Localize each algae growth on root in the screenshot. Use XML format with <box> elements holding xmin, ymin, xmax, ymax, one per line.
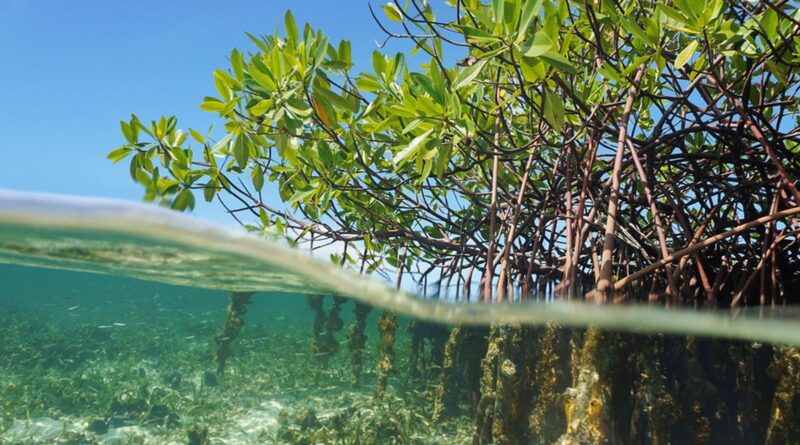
<box><xmin>434</xmin><ymin>325</ymin><xmax>487</xmax><ymax>421</ymax></box>
<box><xmin>307</xmin><ymin>295</ymin><xmax>345</xmax><ymax>367</ymax></box>
<box><xmin>474</xmin><ymin>324</ymin><xmax>531</xmax><ymax>445</ymax></box>
<box><xmin>375</xmin><ymin>310</ymin><xmax>398</xmax><ymax>400</ymax></box>
<box><xmin>214</xmin><ymin>291</ymin><xmax>254</xmax><ymax>374</ymax></box>
<box><xmin>346</xmin><ymin>302</ymin><xmax>371</xmax><ymax>385</ymax></box>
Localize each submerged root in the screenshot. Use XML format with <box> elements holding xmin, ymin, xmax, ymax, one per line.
<box><xmin>474</xmin><ymin>324</ymin><xmax>501</xmax><ymax>445</ymax></box>
<box><xmin>407</xmin><ymin>320</ymin><xmax>425</xmax><ymax>379</ymax></box>
<box><xmin>214</xmin><ymin>291</ymin><xmax>253</xmax><ymax>374</ymax></box>
<box><xmin>408</xmin><ymin>320</ymin><xmax>449</xmax><ymax>380</ymax></box>
<box><xmin>528</xmin><ymin>324</ymin><xmax>568</xmax><ymax>444</ymax></box>
<box><xmin>729</xmin><ymin>341</ymin><xmax>775</xmax><ymax>442</ymax></box>
<box><xmin>627</xmin><ymin>336</ymin><xmax>677</xmax><ymax>443</ymax></box>
<box><xmin>474</xmin><ymin>324</ymin><xmax>529</xmax><ymax>445</ymax></box>
<box><xmin>375</xmin><ymin>310</ymin><xmax>398</xmax><ymax>400</ymax></box>
<box><xmin>765</xmin><ymin>345</ymin><xmax>800</xmax><ymax>444</ymax></box>
<box><xmin>307</xmin><ymin>295</ymin><xmax>325</xmax><ymax>356</ymax></box>
<box><xmin>307</xmin><ymin>295</ymin><xmax>344</xmax><ymax>366</ymax></box>
<box><xmin>435</xmin><ymin>325</ymin><xmax>465</xmax><ymax>420</ymax></box>
<box><xmin>435</xmin><ymin>325</ymin><xmax>487</xmax><ymax>420</ymax></box>
<box><xmin>346</xmin><ymin>302</ymin><xmax>370</xmax><ymax>385</ymax></box>
<box><xmin>556</xmin><ymin>326</ymin><xmax>607</xmax><ymax>445</ymax></box>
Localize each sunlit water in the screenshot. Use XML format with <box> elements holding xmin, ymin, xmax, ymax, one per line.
<box><xmin>1</xmin><ymin>190</ymin><xmax>799</xmax><ymax>444</ymax></box>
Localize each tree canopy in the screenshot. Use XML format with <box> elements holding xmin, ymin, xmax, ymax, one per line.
<box><xmin>110</xmin><ymin>0</ymin><xmax>800</xmax><ymax>307</ymax></box>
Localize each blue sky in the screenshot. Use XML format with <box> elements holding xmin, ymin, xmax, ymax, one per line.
<box><xmin>0</xmin><ymin>0</ymin><xmax>428</xmax><ymax>225</ymax></box>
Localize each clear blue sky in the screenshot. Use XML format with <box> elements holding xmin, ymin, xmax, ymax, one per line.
<box><xmin>0</xmin><ymin>0</ymin><xmax>431</xmax><ymax>224</ymax></box>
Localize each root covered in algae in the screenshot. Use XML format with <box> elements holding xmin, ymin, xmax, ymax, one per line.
<box><xmin>626</xmin><ymin>335</ymin><xmax>676</xmax><ymax>444</ymax></box>
<box><xmin>435</xmin><ymin>325</ymin><xmax>466</xmax><ymax>420</ymax></box>
<box><xmin>556</xmin><ymin>326</ymin><xmax>607</xmax><ymax>445</ymax></box>
<box><xmin>765</xmin><ymin>345</ymin><xmax>800</xmax><ymax>444</ymax></box>
<box><xmin>474</xmin><ymin>324</ymin><xmax>530</xmax><ymax>445</ymax></box>
<box><xmin>407</xmin><ymin>320</ymin><xmax>425</xmax><ymax>379</ymax></box>
<box><xmin>407</xmin><ymin>320</ymin><xmax>449</xmax><ymax>380</ymax></box>
<box><xmin>528</xmin><ymin>323</ymin><xmax>569</xmax><ymax>444</ymax></box>
<box><xmin>346</xmin><ymin>302</ymin><xmax>371</xmax><ymax>385</ymax></box>
<box><xmin>435</xmin><ymin>325</ymin><xmax>487</xmax><ymax>421</ymax></box>
<box><xmin>214</xmin><ymin>291</ymin><xmax>253</xmax><ymax>374</ymax></box>
<box><xmin>375</xmin><ymin>310</ymin><xmax>398</xmax><ymax>400</ymax></box>
<box><xmin>307</xmin><ymin>295</ymin><xmax>345</xmax><ymax>366</ymax></box>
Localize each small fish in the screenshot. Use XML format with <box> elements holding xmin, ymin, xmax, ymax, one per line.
<box><xmin>185</xmin><ymin>335</ymin><xmax>196</xmax><ymax>340</ymax></box>
<box><xmin>113</xmin><ymin>322</ymin><xmax>127</xmax><ymax>327</ymax></box>
<box><xmin>98</xmin><ymin>325</ymin><xmax>112</xmax><ymax>329</ymax></box>
<box><xmin>68</xmin><ymin>305</ymin><xmax>80</xmax><ymax>311</ymax></box>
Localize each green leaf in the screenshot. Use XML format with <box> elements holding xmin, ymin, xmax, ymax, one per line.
<box><xmin>248</xmin><ymin>65</ymin><xmax>277</xmax><ymax>92</ymax></box>
<box><xmin>394</xmin><ymin>128</ymin><xmax>434</xmax><ymax>166</ymax></box>
<box><xmin>523</xmin><ymin>31</ymin><xmax>553</xmax><ymax>58</ymax></box>
<box><xmin>356</xmin><ymin>74</ymin><xmax>383</xmax><ymax>92</ymax></box>
<box><xmin>372</xmin><ymin>51</ymin><xmax>387</xmax><ymax>76</ymax></box>
<box><xmin>543</xmin><ymin>89</ymin><xmax>565</xmax><ymax>129</ymax></box>
<box><xmin>418</xmin><ymin>159</ymin><xmax>433</xmax><ymax>183</ymax></box>
<box><xmin>189</xmin><ymin>129</ymin><xmax>206</xmax><ymax>144</ymax></box>
<box><xmin>120</xmin><ymin>121</ymin><xmax>137</xmax><ymax>144</ymax></box>
<box><xmin>672</xmin><ymin>0</ymin><xmax>698</xmax><ymax>22</ymax></box>
<box><xmin>705</xmin><ymin>0</ymin><xmax>724</xmax><ymax>23</ymax></box>
<box><xmin>200</xmin><ymin>97</ymin><xmax>225</xmax><ymax>112</ymax></box>
<box><xmin>286</xmin><ymin>97</ymin><xmax>314</xmax><ymax>117</ymax></box>
<box><xmin>233</xmin><ymin>134</ymin><xmax>249</xmax><ymax>168</ymax></box>
<box><xmin>539</xmin><ymin>51</ymin><xmax>577</xmax><ymax>74</ymax></box>
<box><xmin>284</xmin><ymin>10</ymin><xmax>299</xmax><ymax>44</ymax></box>
<box><xmin>410</xmin><ymin>72</ymin><xmax>444</xmax><ymax>104</ymax></box>
<box><xmin>674</xmin><ymin>40</ymin><xmax>699</xmax><ymax>69</ymax></box>
<box><xmin>338</xmin><ymin>40</ymin><xmax>352</xmax><ymax>68</ymax></box>
<box><xmin>317</xmin><ymin>141</ymin><xmax>333</xmax><ymax>165</ymax></box>
<box><xmin>287</xmin><ymin>184</ymin><xmax>317</xmax><ymax>204</ymax></box>
<box><xmin>250</xmin><ymin>98</ymin><xmax>273</xmax><ymax>116</ymax></box>
<box><xmin>453</xmin><ymin>25</ymin><xmax>500</xmax><ymax>43</ymax></box>
<box><xmin>621</xmin><ymin>18</ymin><xmax>656</xmax><ymax>47</ymax></box>
<box><xmin>171</xmin><ymin>189</ymin><xmax>195</xmax><ymax>211</ymax></box>
<box><xmin>491</xmin><ymin>0</ymin><xmax>504</xmax><ymax>25</ymax></box>
<box><xmin>107</xmin><ymin>147</ymin><xmax>131</xmax><ymax>163</ymax></box>
<box><xmin>230</xmin><ymin>49</ymin><xmax>244</xmax><ymax>80</ymax></box>
<box><xmin>252</xmin><ymin>165</ymin><xmax>264</xmax><ymax>191</ymax></box>
<box><xmin>452</xmin><ymin>59</ymin><xmax>487</xmax><ymax>90</ymax></box>
<box><xmin>203</xmin><ymin>181</ymin><xmax>217</xmax><ymax>202</ymax></box>
<box><xmin>518</xmin><ymin>0</ymin><xmax>544</xmax><ymax>34</ymax></box>
<box><xmin>658</xmin><ymin>4</ymin><xmax>689</xmax><ymax>25</ymax></box>
<box><xmin>760</xmin><ymin>9</ymin><xmax>778</xmax><ymax>41</ymax></box>
<box><xmin>383</xmin><ymin>2</ymin><xmax>403</xmax><ymax>22</ymax></box>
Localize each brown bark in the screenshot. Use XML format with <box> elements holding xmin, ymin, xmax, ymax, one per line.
<box><xmin>596</xmin><ymin>66</ymin><xmax>646</xmax><ymax>302</ymax></box>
